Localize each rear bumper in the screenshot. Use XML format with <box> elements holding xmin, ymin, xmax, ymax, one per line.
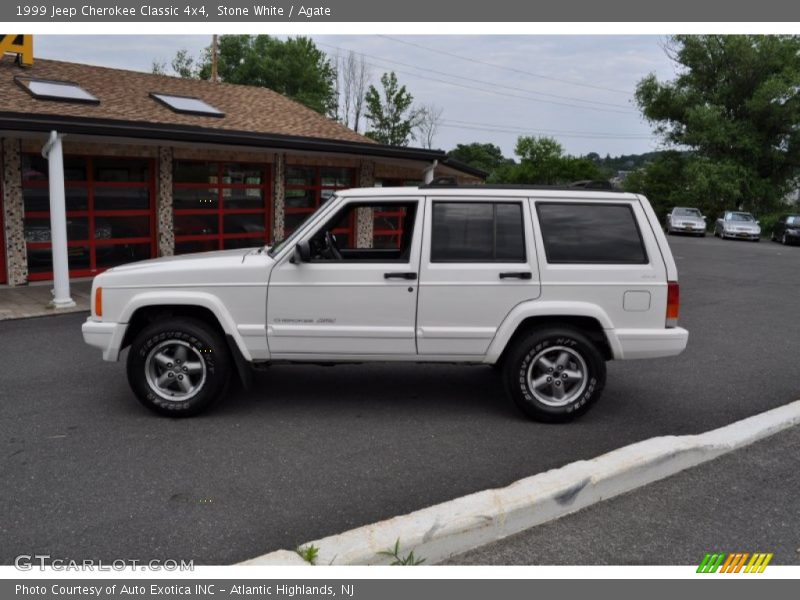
<box><xmin>609</xmin><ymin>327</ymin><xmax>689</xmax><ymax>360</ymax></box>
<box><xmin>82</xmin><ymin>319</ymin><xmax>127</xmax><ymax>361</ymax></box>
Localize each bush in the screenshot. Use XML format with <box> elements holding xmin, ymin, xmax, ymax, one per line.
<box><xmin>755</xmin><ymin>211</ymin><xmax>785</xmax><ymax>238</ymax></box>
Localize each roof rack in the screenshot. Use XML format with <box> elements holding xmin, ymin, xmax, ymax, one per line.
<box><xmin>420</xmin><ymin>178</ymin><xmax>622</xmax><ymax>192</ymax></box>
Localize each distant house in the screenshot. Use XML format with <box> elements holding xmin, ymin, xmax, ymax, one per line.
<box><xmin>0</xmin><ymin>58</ymin><xmax>484</xmax><ymax>285</ymax></box>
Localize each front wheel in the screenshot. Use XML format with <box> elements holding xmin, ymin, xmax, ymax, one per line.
<box><xmin>503</xmin><ymin>327</ymin><xmax>606</xmax><ymax>423</ymax></box>
<box><xmin>127</xmin><ymin>318</ymin><xmax>231</xmax><ymax>417</ymax></box>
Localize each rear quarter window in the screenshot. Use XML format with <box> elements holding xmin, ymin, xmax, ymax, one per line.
<box><xmin>536</xmin><ymin>202</ymin><xmax>648</xmax><ymax>264</ymax></box>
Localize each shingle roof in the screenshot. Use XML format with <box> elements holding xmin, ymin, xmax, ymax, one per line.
<box><xmin>0</xmin><ymin>58</ymin><xmax>372</xmax><ymax>144</ymax></box>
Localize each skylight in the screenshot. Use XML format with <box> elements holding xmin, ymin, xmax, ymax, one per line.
<box><xmin>150</xmin><ymin>93</ymin><xmax>224</xmax><ymax>117</ymax></box>
<box><xmin>15</xmin><ymin>77</ymin><xmax>99</xmax><ymax>104</ymax></box>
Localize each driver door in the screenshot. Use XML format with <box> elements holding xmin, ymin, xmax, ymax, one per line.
<box><xmin>266</xmin><ymin>198</ymin><xmax>423</xmax><ymax>357</ymax></box>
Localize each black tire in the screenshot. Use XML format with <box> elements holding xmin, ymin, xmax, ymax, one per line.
<box><xmin>503</xmin><ymin>327</ymin><xmax>606</xmax><ymax>423</ymax></box>
<box><xmin>126</xmin><ymin>317</ymin><xmax>231</xmax><ymax>417</ymax></box>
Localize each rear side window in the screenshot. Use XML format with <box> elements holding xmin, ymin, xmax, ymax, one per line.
<box><xmin>431</xmin><ymin>202</ymin><xmax>525</xmax><ymax>262</ymax></box>
<box><xmin>536</xmin><ymin>202</ymin><xmax>648</xmax><ymax>264</ymax></box>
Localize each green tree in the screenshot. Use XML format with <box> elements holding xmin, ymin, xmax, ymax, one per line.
<box><xmin>447</xmin><ymin>143</ymin><xmax>514</xmax><ymax>179</ymax></box>
<box><xmin>635</xmin><ymin>35</ymin><xmax>800</xmax><ymax>213</ymax></box>
<box><xmin>160</xmin><ymin>36</ymin><xmax>337</xmax><ymax>115</ymax></box>
<box><xmin>493</xmin><ymin>136</ymin><xmax>603</xmax><ymax>184</ymax></box>
<box><xmin>364</xmin><ymin>72</ymin><xmax>419</xmax><ymax>146</ymax></box>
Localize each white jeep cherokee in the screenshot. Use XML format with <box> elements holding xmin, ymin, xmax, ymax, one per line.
<box><xmin>82</xmin><ymin>185</ymin><xmax>688</xmax><ymax>422</ymax></box>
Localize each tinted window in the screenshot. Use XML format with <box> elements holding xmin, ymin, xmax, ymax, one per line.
<box><xmin>536</xmin><ymin>203</ymin><xmax>647</xmax><ymax>264</ymax></box>
<box><xmin>431</xmin><ymin>202</ymin><xmax>525</xmax><ymax>262</ymax></box>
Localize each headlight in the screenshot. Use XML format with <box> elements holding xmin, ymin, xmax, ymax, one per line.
<box><xmin>787</xmin><ymin>228</ymin><xmax>800</xmax><ymax>235</ymax></box>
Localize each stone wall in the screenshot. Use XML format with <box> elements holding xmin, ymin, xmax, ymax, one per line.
<box><xmin>272</xmin><ymin>153</ymin><xmax>286</xmax><ymax>242</ymax></box>
<box><xmin>1</xmin><ymin>138</ymin><xmax>27</xmax><ymax>286</ymax></box>
<box><xmin>157</xmin><ymin>147</ymin><xmax>174</xmax><ymax>257</ymax></box>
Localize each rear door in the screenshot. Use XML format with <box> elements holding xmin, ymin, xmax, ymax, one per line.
<box><xmin>416</xmin><ymin>196</ymin><xmax>541</xmax><ymax>356</ymax></box>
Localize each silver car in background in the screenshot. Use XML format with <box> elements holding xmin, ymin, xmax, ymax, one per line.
<box><xmin>666</xmin><ymin>207</ymin><xmax>707</xmax><ymax>236</ymax></box>
<box><xmin>714</xmin><ymin>211</ymin><xmax>761</xmax><ymax>241</ymax></box>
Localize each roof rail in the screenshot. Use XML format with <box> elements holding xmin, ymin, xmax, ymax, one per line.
<box><xmin>419</xmin><ymin>179</ymin><xmax>623</xmax><ymax>192</ymax></box>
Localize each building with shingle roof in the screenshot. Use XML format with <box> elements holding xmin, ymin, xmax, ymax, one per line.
<box><xmin>0</xmin><ymin>55</ymin><xmax>484</xmax><ymax>285</ymax></box>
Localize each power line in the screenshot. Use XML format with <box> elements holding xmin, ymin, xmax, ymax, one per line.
<box><xmin>378</xmin><ymin>35</ymin><xmax>634</xmax><ymax>96</ymax></box>
<box><xmin>440</xmin><ymin>121</ymin><xmax>653</xmax><ymax>140</ymax></box>
<box><xmin>318</xmin><ymin>41</ymin><xmax>634</xmax><ymax>112</ymax></box>
<box><xmin>443</xmin><ymin>118</ymin><xmax>653</xmax><ymax>139</ymax></box>
<box><xmin>319</xmin><ymin>42</ymin><xmax>634</xmax><ymax>115</ymax></box>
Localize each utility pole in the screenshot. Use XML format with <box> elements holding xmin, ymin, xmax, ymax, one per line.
<box><xmin>211</xmin><ymin>34</ymin><xmax>218</xmax><ymax>83</ymax></box>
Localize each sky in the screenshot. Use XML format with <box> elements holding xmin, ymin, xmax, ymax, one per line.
<box><xmin>33</xmin><ymin>35</ymin><xmax>680</xmax><ymax>158</ymax></box>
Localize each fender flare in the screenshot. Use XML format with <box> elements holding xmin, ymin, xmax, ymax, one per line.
<box><xmin>118</xmin><ymin>291</ymin><xmax>255</xmax><ymax>362</ymax></box>
<box><xmin>483</xmin><ymin>300</ymin><xmax>621</xmax><ymax>363</ymax></box>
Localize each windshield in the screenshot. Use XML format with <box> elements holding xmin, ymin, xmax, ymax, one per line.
<box><xmin>674</xmin><ymin>208</ymin><xmax>701</xmax><ymax>217</ymax></box>
<box><xmin>786</xmin><ymin>215</ymin><xmax>800</xmax><ymax>226</ymax></box>
<box><xmin>726</xmin><ymin>212</ymin><xmax>755</xmax><ymax>222</ymax></box>
<box><xmin>267</xmin><ymin>193</ymin><xmax>338</xmax><ymax>257</ymax></box>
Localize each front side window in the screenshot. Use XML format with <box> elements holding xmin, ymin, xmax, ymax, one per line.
<box><xmin>431</xmin><ymin>202</ymin><xmax>525</xmax><ymax>263</ymax></box>
<box><xmin>536</xmin><ymin>202</ymin><xmax>648</xmax><ymax>264</ymax></box>
<box><xmin>307</xmin><ymin>202</ymin><xmax>418</xmax><ymax>262</ymax></box>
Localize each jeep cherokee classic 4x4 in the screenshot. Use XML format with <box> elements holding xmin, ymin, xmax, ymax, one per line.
<box><xmin>82</xmin><ymin>185</ymin><xmax>689</xmax><ymax>422</ymax></box>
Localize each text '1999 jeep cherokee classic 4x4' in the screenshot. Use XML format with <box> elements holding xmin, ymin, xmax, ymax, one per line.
<box><xmin>82</xmin><ymin>185</ymin><xmax>688</xmax><ymax>422</ymax></box>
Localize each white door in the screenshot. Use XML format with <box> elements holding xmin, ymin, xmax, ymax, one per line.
<box><xmin>267</xmin><ymin>198</ymin><xmax>423</xmax><ymax>357</ymax></box>
<box><xmin>416</xmin><ymin>197</ymin><xmax>541</xmax><ymax>356</ymax></box>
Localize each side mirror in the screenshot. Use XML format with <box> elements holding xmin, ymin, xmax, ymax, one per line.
<box><xmin>291</xmin><ymin>240</ymin><xmax>311</xmax><ymax>264</ymax></box>
<box><xmin>756</xmin><ymin>220</ymin><xmax>761</xmax><ymax>225</ymax></box>
<box><xmin>701</xmin><ymin>215</ymin><xmax>707</xmax><ymax>220</ymax></box>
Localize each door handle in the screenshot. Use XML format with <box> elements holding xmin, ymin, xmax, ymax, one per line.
<box><xmin>384</xmin><ymin>272</ymin><xmax>418</xmax><ymax>280</ymax></box>
<box><xmin>499</xmin><ymin>271</ymin><xmax>532</xmax><ymax>280</ymax></box>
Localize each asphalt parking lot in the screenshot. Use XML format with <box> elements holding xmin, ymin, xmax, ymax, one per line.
<box><xmin>1</xmin><ymin>235</ymin><xmax>798</xmax><ymax>564</ymax></box>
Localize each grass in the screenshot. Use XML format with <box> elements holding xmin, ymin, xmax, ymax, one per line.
<box><xmin>377</xmin><ymin>539</ymin><xmax>426</xmax><ymax>566</ymax></box>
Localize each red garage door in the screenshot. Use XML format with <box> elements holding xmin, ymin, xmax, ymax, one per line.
<box><xmin>21</xmin><ymin>154</ymin><xmax>156</xmax><ymax>281</ymax></box>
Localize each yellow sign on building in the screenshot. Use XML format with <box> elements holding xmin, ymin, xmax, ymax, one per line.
<box><xmin>0</xmin><ymin>35</ymin><xmax>33</xmax><ymax>65</ymax></box>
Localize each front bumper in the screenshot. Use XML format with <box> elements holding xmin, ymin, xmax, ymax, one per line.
<box><xmin>784</xmin><ymin>231</ymin><xmax>800</xmax><ymax>243</ymax></box>
<box><xmin>82</xmin><ymin>318</ymin><xmax>127</xmax><ymax>361</ymax></box>
<box><xmin>670</xmin><ymin>223</ymin><xmax>705</xmax><ymax>233</ymax></box>
<box><xmin>723</xmin><ymin>230</ymin><xmax>760</xmax><ymax>240</ymax></box>
<box><xmin>610</xmin><ymin>327</ymin><xmax>689</xmax><ymax>360</ymax></box>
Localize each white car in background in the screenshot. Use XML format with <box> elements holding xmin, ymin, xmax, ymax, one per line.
<box><xmin>714</xmin><ymin>211</ymin><xmax>761</xmax><ymax>241</ymax></box>
<box><xmin>665</xmin><ymin>207</ymin><xmax>706</xmax><ymax>236</ymax></box>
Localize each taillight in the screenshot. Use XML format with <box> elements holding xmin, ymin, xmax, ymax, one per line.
<box><xmin>95</xmin><ymin>286</ymin><xmax>103</xmax><ymax>318</ymax></box>
<box><xmin>666</xmin><ymin>281</ymin><xmax>679</xmax><ymax>328</ymax></box>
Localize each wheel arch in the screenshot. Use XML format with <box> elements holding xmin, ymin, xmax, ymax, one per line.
<box><xmin>118</xmin><ymin>293</ymin><xmax>253</xmax><ymax>362</ymax></box>
<box><xmin>485</xmin><ymin>301</ymin><xmax>617</xmax><ymax>365</ymax></box>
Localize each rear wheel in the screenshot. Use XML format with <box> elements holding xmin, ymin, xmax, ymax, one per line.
<box><xmin>127</xmin><ymin>318</ymin><xmax>231</xmax><ymax>417</ymax></box>
<box><xmin>503</xmin><ymin>327</ymin><xmax>606</xmax><ymax>423</ymax></box>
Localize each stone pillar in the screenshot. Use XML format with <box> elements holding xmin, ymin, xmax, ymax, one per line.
<box><xmin>273</xmin><ymin>153</ymin><xmax>285</xmax><ymax>242</ymax></box>
<box><xmin>157</xmin><ymin>147</ymin><xmax>174</xmax><ymax>257</ymax></box>
<box><xmin>358</xmin><ymin>160</ymin><xmax>375</xmax><ymax>188</ymax></box>
<box><xmin>2</xmin><ymin>138</ymin><xmax>28</xmax><ymax>286</ymax></box>
<box><xmin>355</xmin><ymin>160</ymin><xmax>376</xmax><ymax>249</ymax></box>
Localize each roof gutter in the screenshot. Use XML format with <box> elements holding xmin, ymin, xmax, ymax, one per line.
<box><xmin>0</xmin><ymin>112</ymin><xmax>447</xmax><ymax>163</ymax></box>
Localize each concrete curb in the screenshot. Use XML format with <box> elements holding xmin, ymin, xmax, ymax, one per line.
<box><xmin>240</xmin><ymin>399</ymin><xmax>800</xmax><ymax>566</ymax></box>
